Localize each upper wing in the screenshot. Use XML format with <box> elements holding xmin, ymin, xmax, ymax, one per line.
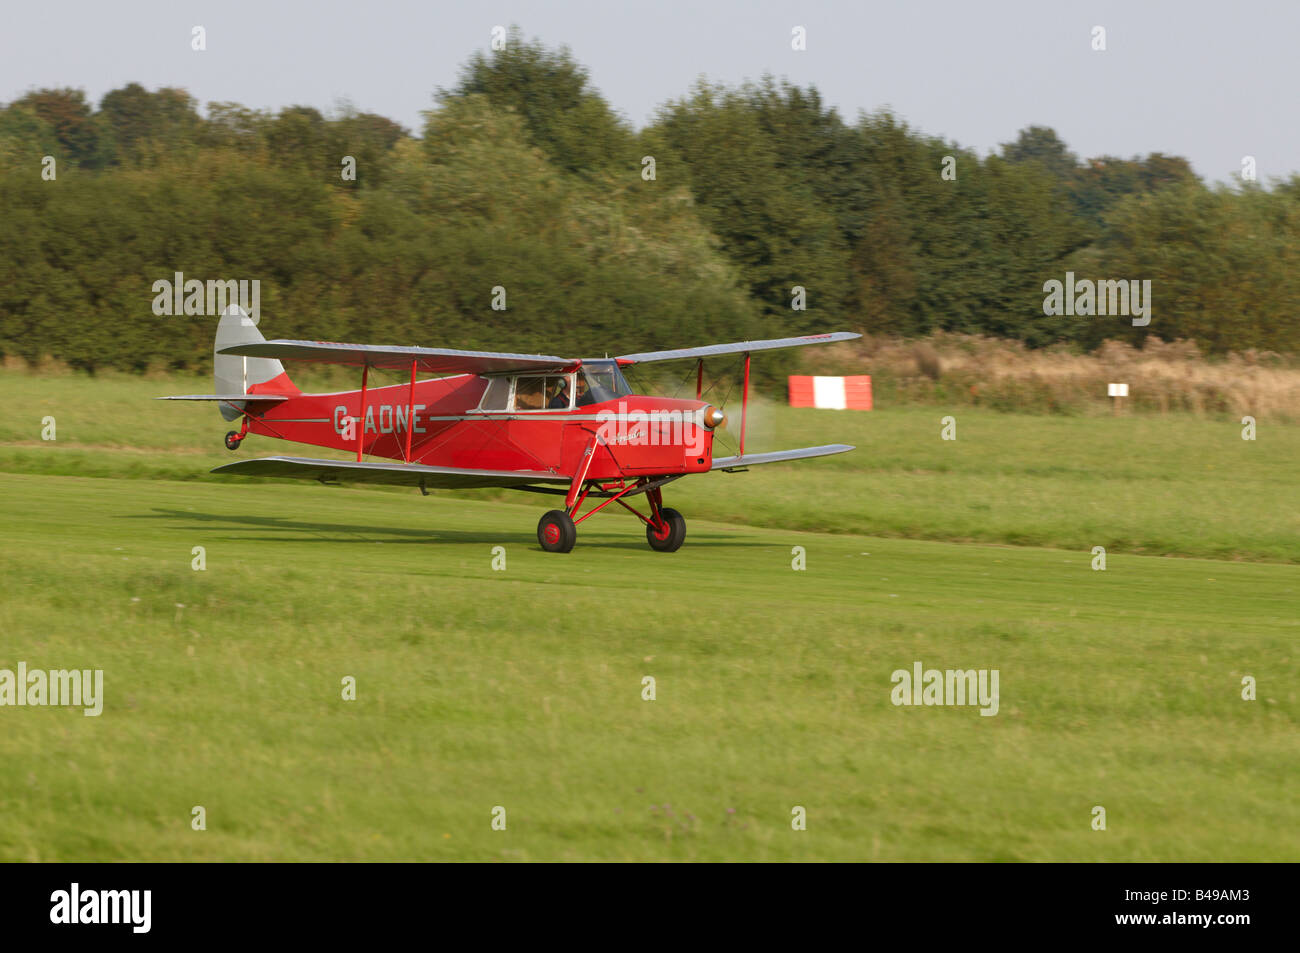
<box><xmin>211</xmin><ymin>456</ymin><xmax>569</xmax><ymax>490</ymax></box>
<box><xmin>617</xmin><ymin>332</ymin><xmax>860</xmax><ymax>365</ymax></box>
<box><xmin>155</xmin><ymin>394</ymin><xmax>290</xmax><ymax>403</ymax></box>
<box><xmin>218</xmin><ymin>340</ymin><xmax>574</xmax><ymax>376</ymax></box>
<box><xmin>711</xmin><ymin>444</ymin><xmax>854</xmax><ymax>471</ymax></box>
<box><xmin>221</xmin><ymin>332</ymin><xmax>859</xmax><ymax>373</ymax></box>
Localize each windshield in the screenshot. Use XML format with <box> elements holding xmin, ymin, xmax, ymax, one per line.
<box><xmin>578</xmin><ymin>360</ymin><xmax>632</xmax><ymax>406</ymax></box>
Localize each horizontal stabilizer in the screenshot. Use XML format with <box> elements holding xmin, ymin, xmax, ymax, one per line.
<box><xmin>156</xmin><ymin>394</ymin><xmax>290</xmax><ymax>403</ymax></box>
<box><xmin>618</xmin><ymin>332</ymin><xmax>860</xmax><ymax>365</ymax></box>
<box><xmin>212</xmin><ymin>455</ymin><xmax>569</xmax><ymax>490</ymax></box>
<box><xmin>711</xmin><ymin>444</ymin><xmax>854</xmax><ymax>471</ymax></box>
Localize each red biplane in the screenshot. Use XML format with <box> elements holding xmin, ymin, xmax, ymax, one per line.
<box><xmin>163</xmin><ymin>307</ymin><xmax>858</xmax><ymax>552</ymax></box>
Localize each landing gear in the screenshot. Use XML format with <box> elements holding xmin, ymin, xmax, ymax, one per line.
<box><xmin>536</xmin><ymin>479</ymin><xmax>688</xmax><ymax>553</ymax></box>
<box><xmin>646</xmin><ymin>507</ymin><xmax>686</xmax><ymax>552</ymax></box>
<box><xmin>224</xmin><ymin>431</ymin><xmax>243</xmax><ymax>451</ymax></box>
<box><xmin>537</xmin><ymin>510</ymin><xmax>577</xmax><ymax>553</ymax></box>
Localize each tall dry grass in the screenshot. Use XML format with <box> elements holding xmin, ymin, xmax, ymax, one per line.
<box><xmin>803</xmin><ymin>333</ymin><xmax>1300</xmax><ymax>419</ymax></box>
<box><xmin>11</xmin><ymin>336</ymin><xmax>1300</xmax><ymax>419</ymax></box>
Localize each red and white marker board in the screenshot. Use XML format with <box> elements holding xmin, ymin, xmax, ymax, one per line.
<box><xmin>788</xmin><ymin>375</ymin><xmax>872</xmax><ymax>410</ymax></box>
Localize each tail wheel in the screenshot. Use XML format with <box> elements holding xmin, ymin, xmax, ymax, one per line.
<box><xmin>537</xmin><ymin>510</ymin><xmax>577</xmax><ymax>553</ymax></box>
<box><xmin>646</xmin><ymin>507</ymin><xmax>686</xmax><ymax>552</ymax></box>
<box><xmin>224</xmin><ymin>431</ymin><xmax>243</xmax><ymax>451</ymax></box>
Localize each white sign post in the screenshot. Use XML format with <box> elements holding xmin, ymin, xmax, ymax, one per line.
<box><xmin>1107</xmin><ymin>382</ymin><xmax>1129</xmax><ymax>415</ymax></box>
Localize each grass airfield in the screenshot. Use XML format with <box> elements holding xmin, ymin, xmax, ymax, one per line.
<box><xmin>0</xmin><ymin>371</ymin><xmax>1296</xmax><ymax>861</ymax></box>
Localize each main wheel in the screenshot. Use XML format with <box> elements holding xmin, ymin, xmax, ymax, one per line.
<box><xmin>646</xmin><ymin>507</ymin><xmax>686</xmax><ymax>552</ymax></box>
<box><xmin>224</xmin><ymin>431</ymin><xmax>243</xmax><ymax>451</ymax></box>
<box><xmin>537</xmin><ymin>510</ymin><xmax>577</xmax><ymax>553</ymax></box>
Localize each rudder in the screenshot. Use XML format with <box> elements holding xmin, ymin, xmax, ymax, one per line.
<box><xmin>213</xmin><ymin>305</ymin><xmax>297</xmax><ymax>421</ymax></box>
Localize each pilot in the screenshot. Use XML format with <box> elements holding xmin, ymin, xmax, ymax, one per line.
<box><xmin>575</xmin><ymin>376</ymin><xmax>594</xmax><ymax>407</ymax></box>
<box><xmin>548</xmin><ymin>379</ymin><xmax>570</xmax><ymax>409</ymax></box>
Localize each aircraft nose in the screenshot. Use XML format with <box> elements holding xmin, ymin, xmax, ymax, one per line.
<box><xmin>702</xmin><ymin>406</ymin><xmax>727</xmax><ymax>430</ymax></box>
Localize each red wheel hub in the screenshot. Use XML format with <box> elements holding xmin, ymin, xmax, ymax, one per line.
<box><xmin>543</xmin><ymin>523</ymin><xmax>561</xmax><ymax>545</ymax></box>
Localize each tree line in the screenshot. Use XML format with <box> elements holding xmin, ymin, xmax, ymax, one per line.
<box><xmin>1</xmin><ymin>30</ymin><xmax>1296</xmax><ymax>374</ymax></box>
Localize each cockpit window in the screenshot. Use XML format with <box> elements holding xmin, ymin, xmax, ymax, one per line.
<box><xmin>478</xmin><ymin>376</ymin><xmax>511</xmax><ymax>411</ymax></box>
<box><xmin>542</xmin><ymin>377</ymin><xmax>570</xmax><ymax>410</ymax></box>
<box><xmin>514</xmin><ymin>377</ymin><xmax>545</xmax><ymax>410</ymax></box>
<box><xmin>476</xmin><ymin>367</ymin><xmax>625</xmax><ymax>413</ymax></box>
<box><xmin>500</xmin><ymin>374</ymin><xmax>574</xmax><ymax>412</ymax></box>
<box><xmin>578</xmin><ymin>361</ymin><xmax>632</xmax><ymax>406</ymax></box>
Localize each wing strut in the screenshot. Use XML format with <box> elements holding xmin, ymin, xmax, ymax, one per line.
<box><xmin>356</xmin><ymin>364</ymin><xmax>369</xmax><ymax>461</ymax></box>
<box><xmin>740</xmin><ymin>352</ymin><xmax>751</xmax><ymax>456</ymax></box>
<box><xmin>404</xmin><ymin>359</ymin><xmax>416</xmax><ymax>463</ymax></box>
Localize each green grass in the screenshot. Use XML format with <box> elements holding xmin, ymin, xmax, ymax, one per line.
<box><xmin>0</xmin><ymin>371</ymin><xmax>1297</xmax><ymax>860</ymax></box>
<box><xmin>4</xmin><ymin>369</ymin><xmax>1298</xmax><ymax>561</ymax></box>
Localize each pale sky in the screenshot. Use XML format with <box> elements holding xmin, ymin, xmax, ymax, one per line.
<box><xmin>2</xmin><ymin>0</ymin><xmax>1296</xmax><ymax>184</ymax></box>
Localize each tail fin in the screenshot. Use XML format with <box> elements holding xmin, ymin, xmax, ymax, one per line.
<box><xmin>213</xmin><ymin>305</ymin><xmax>298</xmax><ymax>421</ymax></box>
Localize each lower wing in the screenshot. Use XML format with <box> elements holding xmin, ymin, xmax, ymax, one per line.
<box><xmin>211</xmin><ymin>456</ymin><xmax>568</xmax><ymax>490</ymax></box>
<box><xmin>213</xmin><ymin>445</ymin><xmax>851</xmax><ymax>487</ymax></box>
<box><xmin>710</xmin><ymin>444</ymin><xmax>854</xmax><ymax>472</ymax></box>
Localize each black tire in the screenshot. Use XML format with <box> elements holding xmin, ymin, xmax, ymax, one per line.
<box><xmin>537</xmin><ymin>510</ymin><xmax>577</xmax><ymax>553</ymax></box>
<box><xmin>646</xmin><ymin>507</ymin><xmax>686</xmax><ymax>552</ymax></box>
<box><xmin>224</xmin><ymin>431</ymin><xmax>242</xmax><ymax>451</ymax></box>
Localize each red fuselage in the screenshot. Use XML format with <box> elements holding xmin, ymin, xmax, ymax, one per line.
<box><xmin>244</xmin><ymin>371</ymin><xmax>717</xmax><ymax>480</ymax></box>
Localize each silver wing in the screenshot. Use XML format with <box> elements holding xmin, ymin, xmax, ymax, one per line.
<box><xmin>711</xmin><ymin>444</ymin><xmax>855</xmax><ymax>471</ymax></box>
<box><xmin>212</xmin><ymin>456</ymin><xmax>569</xmax><ymax>490</ymax></box>
<box><xmin>218</xmin><ymin>341</ymin><xmax>574</xmax><ymax>375</ymax></box>
<box><xmin>617</xmin><ymin>332</ymin><xmax>860</xmax><ymax>365</ymax></box>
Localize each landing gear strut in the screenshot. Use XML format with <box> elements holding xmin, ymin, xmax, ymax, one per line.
<box><xmin>535</xmin><ymin>478</ymin><xmax>687</xmax><ymax>553</ymax></box>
